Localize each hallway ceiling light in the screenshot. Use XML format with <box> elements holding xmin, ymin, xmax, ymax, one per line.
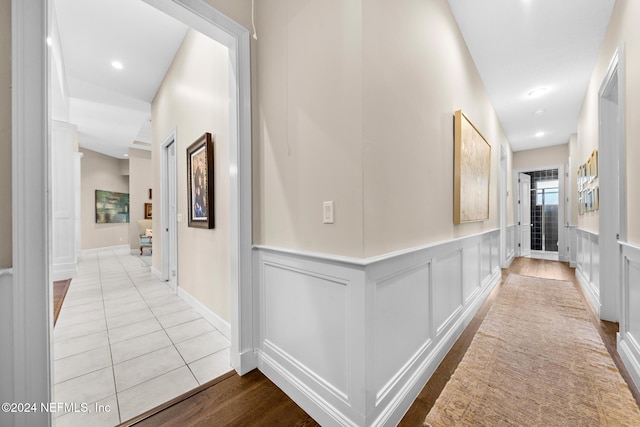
<box><xmin>533</xmin><ymin>109</ymin><xmax>546</xmax><ymax>116</ymax></box>
<box><xmin>535</xmin><ymin>131</ymin><xmax>545</xmax><ymax>137</ymax></box>
<box><xmin>111</xmin><ymin>60</ymin><xmax>124</xmax><ymax>70</ymax></box>
<box><xmin>528</xmin><ymin>87</ymin><xmax>548</xmax><ymax>98</ymax></box>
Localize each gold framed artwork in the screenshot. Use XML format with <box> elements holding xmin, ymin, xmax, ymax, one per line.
<box><xmin>590</xmin><ymin>149</ymin><xmax>598</xmax><ymax>179</ymax></box>
<box><xmin>453</xmin><ymin>110</ymin><xmax>491</xmax><ymax>224</ymax></box>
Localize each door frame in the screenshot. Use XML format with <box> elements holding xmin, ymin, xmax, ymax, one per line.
<box><xmin>10</xmin><ymin>0</ymin><xmax>254</xmax><ymax>423</ymax></box>
<box><xmin>598</xmin><ymin>45</ymin><xmax>626</xmax><ymax>322</ymax></box>
<box><xmin>499</xmin><ymin>145</ymin><xmax>508</xmax><ymax>267</ymax></box>
<box><xmin>513</xmin><ymin>164</ymin><xmax>566</xmax><ymax>260</ymax></box>
<box><xmin>161</xmin><ymin>129</ymin><xmax>178</xmax><ymax>290</ymax></box>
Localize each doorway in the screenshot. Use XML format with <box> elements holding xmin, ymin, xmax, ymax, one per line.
<box><xmin>9</xmin><ymin>0</ymin><xmax>254</xmax><ymax>423</ymax></box>
<box><xmin>162</xmin><ymin>131</ymin><xmax>178</xmax><ymax>291</ymax></box>
<box><xmin>516</xmin><ymin>166</ymin><xmax>565</xmax><ymax>261</ymax></box>
<box><xmin>598</xmin><ymin>47</ymin><xmax>625</xmax><ymax>322</ymax></box>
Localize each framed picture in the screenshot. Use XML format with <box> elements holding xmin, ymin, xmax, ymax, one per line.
<box><xmin>578</xmin><ymin>191</ymin><xmax>584</xmax><ymax>215</ymax></box>
<box><xmin>586</xmin><ymin>189</ymin><xmax>593</xmax><ymax>212</ymax></box>
<box><xmin>594</xmin><ymin>186</ymin><xmax>599</xmax><ymax>210</ymax></box>
<box><xmin>148</xmin><ymin>188</ymin><xmax>152</xmax><ymax>200</ymax></box>
<box><xmin>144</xmin><ymin>203</ymin><xmax>152</xmax><ymax>219</ymax></box>
<box><xmin>453</xmin><ymin>110</ymin><xmax>491</xmax><ymax>224</ymax></box>
<box><xmin>591</xmin><ymin>149</ymin><xmax>598</xmax><ymax>179</ymax></box>
<box><xmin>187</xmin><ymin>132</ymin><xmax>215</xmax><ymax>229</ymax></box>
<box><xmin>95</xmin><ymin>190</ymin><xmax>129</xmax><ymax>224</ymax></box>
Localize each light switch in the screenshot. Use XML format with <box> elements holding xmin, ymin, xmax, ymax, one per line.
<box><xmin>323</xmin><ymin>201</ymin><xmax>334</xmax><ymax>224</ymax></box>
<box><xmin>177</xmin><ymin>213</ymin><xmax>183</xmax><ymax>223</ymax></box>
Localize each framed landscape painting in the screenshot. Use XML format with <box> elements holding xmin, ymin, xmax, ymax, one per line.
<box><xmin>453</xmin><ymin>110</ymin><xmax>492</xmax><ymax>224</ymax></box>
<box><xmin>186</xmin><ymin>132</ymin><xmax>215</xmax><ymax>229</ymax></box>
<box><xmin>95</xmin><ymin>190</ymin><xmax>129</xmax><ymax>224</ymax></box>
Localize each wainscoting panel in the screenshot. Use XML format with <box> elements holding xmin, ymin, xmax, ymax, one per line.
<box><xmin>254</xmin><ymin>229</ymin><xmax>502</xmax><ymax>426</ymax></box>
<box><xmin>491</xmin><ymin>234</ymin><xmax>499</xmax><ymax>274</ymax></box>
<box><xmin>481</xmin><ymin>236</ymin><xmax>491</xmax><ymax>280</ymax></box>
<box><xmin>261</xmin><ymin>255</ymin><xmax>352</xmax><ymax>400</ymax></box>
<box><xmin>374</xmin><ymin>260</ymin><xmax>431</xmax><ymax>397</ymax></box>
<box><xmin>576</xmin><ymin>229</ymin><xmax>600</xmax><ymax>315</ymax></box>
<box><xmin>506</xmin><ymin>225</ymin><xmax>516</xmax><ymax>265</ymax></box>
<box><xmin>620</xmin><ymin>242</ymin><xmax>640</xmax><ymax>392</ymax></box>
<box><xmin>433</xmin><ymin>249</ymin><xmax>463</xmax><ymax>336</ymax></box>
<box><xmin>463</xmin><ymin>241</ymin><xmax>481</xmax><ymax>302</ymax></box>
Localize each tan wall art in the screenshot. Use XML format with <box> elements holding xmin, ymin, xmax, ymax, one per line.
<box><xmin>454</xmin><ymin>110</ymin><xmax>492</xmax><ymax>224</ymax></box>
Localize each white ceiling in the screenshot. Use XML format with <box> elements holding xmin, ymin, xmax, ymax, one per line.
<box><xmin>52</xmin><ymin>0</ymin><xmax>188</xmax><ymax>159</ymax></box>
<box><xmin>54</xmin><ymin>1</ymin><xmax>616</xmax><ymax>157</ymax></box>
<box><xmin>448</xmin><ymin>0</ymin><xmax>616</xmax><ymax>152</ymax></box>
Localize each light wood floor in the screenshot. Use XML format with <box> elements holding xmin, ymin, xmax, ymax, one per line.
<box><xmin>121</xmin><ymin>257</ymin><xmax>640</xmax><ymax>426</ymax></box>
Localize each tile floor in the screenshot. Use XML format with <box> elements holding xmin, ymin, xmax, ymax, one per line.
<box><xmin>53</xmin><ymin>248</ymin><xmax>232</xmax><ymax>426</ymax></box>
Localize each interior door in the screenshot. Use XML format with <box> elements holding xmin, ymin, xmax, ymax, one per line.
<box><xmin>167</xmin><ymin>141</ymin><xmax>178</xmax><ymax>289</ymax></box>
<box><xmin>519</xmin><ymin>173</ymin><xmax>532</xmax><ymax>257</ymax></box>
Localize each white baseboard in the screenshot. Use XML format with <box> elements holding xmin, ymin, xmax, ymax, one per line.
<box><xmin>52</xmin><ymin>263</ymin><xmax>76</xmax><ymax>282</ymax></box>
<box><xmin>259</xmin><ymin>350</ymin><xmax>360</xmax><ymax>427</ymax></box>
<box><xmin>575</xmin><ymin>267</ymin><xmax>600</xmax><ymax>316</ymax></box>
<box><xmin>150</xmin><ymin>266</ymin><xmax>163</xmax><ymax>280</ymax></box>
<box><xmin>619</xmin><ymin>335</ymin><xmax>640</xmax><ymax>393</ymax></box>
<box><xmin>80</xmin><ymin>244</ymin><xmax>130</xmax><ymax>255</ymax></box>
<box><xmin>178</xmin><ymin>287</ymin><xmax>231</xmax><ymax>340</ymax></box>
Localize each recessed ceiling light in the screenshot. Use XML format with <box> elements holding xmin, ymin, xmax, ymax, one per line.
<box><xmin>528</xmin><ymin>88</ymin><xmax>548</xmax><ymax>98</ymax></box>
<box><xmin>533</xmin><ymin>109</ymin><xmax>546</xmax><ymax>116</ymax></box>
<box><xmin>535</xmin><ymin>131</ymin><xmax>545</xmax><ymax>137</ymax></box>
<box><xmin>123</xmin><ymin>153</ymin><xmax>129</xmax><ymax>157</ymax></box>
<box><xmin>111</xmin><ymin>61</ymin><xmax>124</xmax><ymax>70</ymax></box>
<box><xmin>46</xmin><ymin>37</ymin><xmax>52</xmax><ymax>47</ymax></box>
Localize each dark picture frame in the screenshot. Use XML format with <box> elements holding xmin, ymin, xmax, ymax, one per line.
<box><xmin>144</xmin><ymin>203</ymin><xmax>152</xmax><ymax>219</ymax></box>
<box><xmin>186</xmin><ymin>132</ymin><xmax>215</xmax><ymax>229</ymax></box>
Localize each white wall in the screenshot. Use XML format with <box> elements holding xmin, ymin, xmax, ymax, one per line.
<box><xmin>80</xmin><ymin>148</ymin><xmax>130</xmax><ymax>249</ymax></box>
<box><xmin>129</xmin><ymin>148</ymin><xmax>153</xmax><ymax>249</ymax></box>
<box><xmin>255</xmin><ymin>0</ymin><xmax>513</xmax><ymax>259</ymax></box>
<box><xmin>152</xmin><ymin>29</ymin><xmax>232</xmax><ymax>322</ymax></box>
<box><xmin>513</xmin><ymin>143</ymin><xmax>568</xmax><ymax>172</ymax></box>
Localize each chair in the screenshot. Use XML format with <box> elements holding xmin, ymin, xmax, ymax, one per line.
<box><xmin>137</xmin><ymin>219</ymin><xmax>153</xmax><ymax>255</ymax></box>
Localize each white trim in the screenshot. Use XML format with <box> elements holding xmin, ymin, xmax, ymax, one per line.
<box><xmin>375</xmin><ymin>270</ymin><xmax>501</xmax><ymax>427</ymax></box>
<box><xmin>513</xmin><ymin>165</ymin><xmax>566</xmax><ymax>258</ymax></box>
<box><xmin>142</xmin><ymin>0</ymin><xmax>254</xmax><ymax>375</ymax></box>
<box><xmin>619</xmin><ymin>241</ymin><xmax>640</xmax><ymax>392</ymax></box>
<box><xmin>0</xmin><ymin>268</ymin><xmax>13</xmax><ymax>277</ymax></box>
<box><xmin>11</xmin><ymin>0</ymin><xmax>52</xmax><ymax>425</ymax></box>
<box><xmin>254</xmin><ymin>228</ymin><xmax>501</xmax><ymax>268</ymax></box>
<box><xmin>619</xmin><ymin>337</ymin><xmax>640</xmax><ymax>393</ymax></box>
<box><xmin>575</xmin><ymin>228</ymin><xmax>600</xmax><ymax>315</ymax></box>
<box><xmin>598</xmin><ymin>45</ymin><xmax>625</xmax><ymax>322</ymax></box>
<box><xmin>499</xmin><ymin>145</ymin><xmax>507</xmax><ymax>267</ymax></box>
<box><xmin>80</xmin><ymin>244</ymin><xmax>130</xmax><ymax>255</ymax></box>
<box><xmin>160</xmin><ymin>128</ymin><xmax>178</xmax><ymax>286</ymax></box>
<box><xmin>255</xmin><ymin>230</ymin><xmax>501</xmax><ymax>426</ymax></box>
<box><xmin>151</xmin><ymin>266</ymin><xmax>163</xmax><ymax>280</ymax></box>
<box><xmin>177</xmin><ymin>287</ymin><xmax>231</xmax><ymax>339</ymax></box>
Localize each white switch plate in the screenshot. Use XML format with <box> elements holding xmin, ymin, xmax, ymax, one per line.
<box><xmin>323</xmin><ymin>201</ymin><xmax>334</xmax><ymax>224</ymax></box>
<box><xmin>177</xmin><ymin>213</ymin><xmax>183</xmax><ymax>223</ymax></box>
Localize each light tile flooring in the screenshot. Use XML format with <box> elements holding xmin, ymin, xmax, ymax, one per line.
<box><xmin>53</xmin><ymin>248</ymin><xmax>232</xmax><ymax>426</ymax></box>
